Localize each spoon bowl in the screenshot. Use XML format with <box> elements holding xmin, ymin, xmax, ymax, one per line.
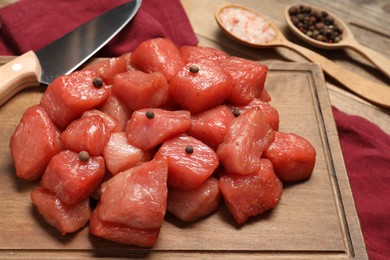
<box><xmin>285</xmin><ymin>4</ymin><xmax>352</xmax><ymax>50</ymax></box>
<box><xmin>285</xmin><ymin>3</ymin><xmax>390</xmax><ymax>77</ymax></box>
<box><xmin>215</xmin><ymin>4</ymin><xmax>285</xmax><ymax>48</ymax></box>
<box><xmin>215</xmin><ymin>4</ymin><xmax>390</xmax><ymax>108</ymax></box>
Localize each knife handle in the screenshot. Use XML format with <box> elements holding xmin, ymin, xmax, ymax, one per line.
<box><xmin>0</xmin><ymin>51</ymin><xmax>42</xmax><ymax>107</ymax></box>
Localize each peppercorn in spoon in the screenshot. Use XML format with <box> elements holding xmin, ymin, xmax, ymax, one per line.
<box><xmin>285</xmin><ymin>4</ymin><xmax>390</xmax><ymax>79</ymax></box>
<box><xmin>215</xmin><ymin>4</ymin><xmax>390</xmax><ymax>108</ymax></box>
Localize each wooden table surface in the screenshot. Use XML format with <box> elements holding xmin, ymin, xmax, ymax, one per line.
<box><xmin>0</xmin><ymin>0</ymin><xmax>388</xmax><ymax>259</ymax></box>
<box><xmin>181</xmin><ymin>0</ymin><xmax>390</xmax><ymax>134</ymax></box>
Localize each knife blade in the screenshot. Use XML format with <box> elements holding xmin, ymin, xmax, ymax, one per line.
<box><xmin>0</xmin><ymin>0</ymin><xmax>141</xmax><ymax>106</ymax></box>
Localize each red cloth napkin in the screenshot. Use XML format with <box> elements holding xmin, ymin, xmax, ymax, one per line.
<box><xmin>333</xmin><ymin>107</ymin><xmax>390</xmax><ymax>260</ymax></box>
<box><xmin>0</xmin><ymin>0</ymin><xmax>198</xmax><ymax>56</ymax></box>
<box><xmin>0</xmin><ymin>1</ymin><xmax>389</xmax><ymax>259</ymax></box>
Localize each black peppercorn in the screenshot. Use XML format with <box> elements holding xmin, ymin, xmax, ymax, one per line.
<box><xmin>292</xmin><ymin>17</ymin><xmax>300</xmax><ymax>26</ymax></box>
<box><xmin>145</xmin><ymin>111</ymin><xmax>155</xmax><ymax>119</ymax></box>
<box><xmin>289</xmin><ymin>6</ymin><xmax>299</xmax><ymax>15</ymax></box>
<box><xmin>189</xmin><ymin>64</ymin><xmax>199</xmax><ymax>73</ymax></box>
<box><xmin>185</xmin><ymin>145</ymin><xmax>194</xmax><ymax>154</ymax></box>
<box><xmin>324</xmin><ymin>29</ymin><xmax>333</xmax><ymax>38</ymax></box>
<box><xmin>79</xmin><ymin>151</ymin><xmax>90</xmax><ymax>162</ymax></box>
<box><xmin>92</xmin><ymin>77</ymin><xmax>104</xmax><ymax>88</ymax></box>
<box><xmin>232</xmin><ymin>108</ymin><xmax>240</xmax><ymax>117</ymax></box>
<box><xmin>289</xmin><ymin>5</ymin><xmax>342</xmax><ymax>44</ymax></box>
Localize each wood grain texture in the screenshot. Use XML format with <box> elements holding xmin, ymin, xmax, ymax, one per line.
<box><xmin>0</xmin><ymin>62</ymin><xmax>367</xmax><ymax>259</ymax></box>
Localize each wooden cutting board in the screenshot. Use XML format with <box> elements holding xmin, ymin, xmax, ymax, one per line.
<box><xmin>0</xmin><ymin>60</ymin><xmax>367</xmax><ymax>259</ymax></box>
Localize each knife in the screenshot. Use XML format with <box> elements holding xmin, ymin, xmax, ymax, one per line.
<box><xmin>0</xmin><ymin>0</ymin><xmax>141</xmax><ymax>106</ymax></box>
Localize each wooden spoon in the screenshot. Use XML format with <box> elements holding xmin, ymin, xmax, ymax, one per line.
<box><xmin>215</xmin><ymin>4</ymin><xmax>390</xmax><ymax>109</ymax></box>
<box><xmin>285</xmin><ymin>4</ymin><xmax>390</xmax><ymax>79</ymax></box>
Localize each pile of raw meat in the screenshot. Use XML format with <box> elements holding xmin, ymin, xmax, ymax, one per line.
<box><xmin>10</xmin><ymin>38</ymin><xmax>316</xmax><ymax>247</ymax></box>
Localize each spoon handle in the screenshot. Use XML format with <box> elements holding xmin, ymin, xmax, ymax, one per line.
<box><xmin>346</xmin><ymin>41</ymin><xmax>390</xmax><ymax>78</ymax></box>
<box><xmin>282</xmin><ymin>41</ymin><xmax>390</xmax><ymax>108</ymax></box>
